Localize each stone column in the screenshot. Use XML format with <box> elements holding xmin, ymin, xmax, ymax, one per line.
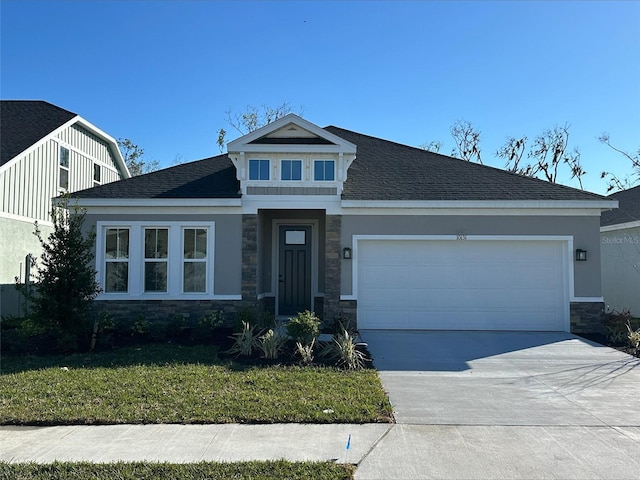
<box><xmin>241</xmin><ymin>214</ymin><xmax>258</xmax><ymax>305</ymax></box>
<box><xmin>323</xmin><ymin>214</ymin><xmax>342</xmax><ymax>322</ymax></box>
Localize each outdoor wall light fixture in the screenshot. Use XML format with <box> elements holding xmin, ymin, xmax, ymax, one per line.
<box><xmin>343</xmin><ymin>247</ymin><xmax>352</xmax><ymax>259</ymax></box>
<box><xmin>575</xmin><ymin>249</ymin><xmax>587</xmax><ymax>261</ymax></box>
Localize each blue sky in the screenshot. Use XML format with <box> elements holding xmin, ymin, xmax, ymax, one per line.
<box><xmin>2</xmin><ymin>0</ymin><xmax>638</xmax><ymax>195</ymax></box>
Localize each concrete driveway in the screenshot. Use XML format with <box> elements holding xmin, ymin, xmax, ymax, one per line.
<box><xmin>356</xmin><ymin>330</ymin><xmax>640</xmax><ymax>479</ymax></box>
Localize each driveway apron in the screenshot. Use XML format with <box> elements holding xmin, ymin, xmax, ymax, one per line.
<box><xmin>356</xmin><ymin>330</ymin><xmax>640</xmax><ymax>480</ymax></box>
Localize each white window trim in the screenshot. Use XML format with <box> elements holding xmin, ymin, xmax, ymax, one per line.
<box><xmin>248</xmin><ymin>159</ymin><xmax>270</xmax><ymax>180</ymax></box>
<box><xmin>280</xmin><ymin>159</ymin><xmax>303</xmax><ymax>181</ymax></box>
<box><xmin>313</xmin><ymin>159</ymin><xmax>335</xmax><ymax>181</ymax></box>
<box><xmin>96</xmin><ymin>221</ymin><xmax>219</xmax><ymax>300</ymax></box>
<box><xmin>59</xmin><ymin>146</ymin><xmax>70</xmax><ymax>191</ymax></box>
<box><xmin>182</xmin><ymin>226</ymin><xmax>210</xmax><ymax>293</ymax></box>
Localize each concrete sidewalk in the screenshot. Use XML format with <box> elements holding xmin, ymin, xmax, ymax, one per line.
<box><xmin>0</xmin><ymin>423</ymin><xmax>390</xmax><ymax>464</ymax></box>
<box><xmin>4</xmin><ymin>422</ymin><xmax>640</xmax><ymax>479</ymax></box>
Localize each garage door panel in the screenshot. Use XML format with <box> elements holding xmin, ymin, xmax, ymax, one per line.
<box><xmin>357</xmin><ymin>239</ymin><xmax>567</xmax><ymax>331</ymax></box>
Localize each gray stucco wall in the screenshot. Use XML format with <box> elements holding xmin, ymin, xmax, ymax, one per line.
<box><xmin>0</xmin><ymin>217</ymin><xmax>50</xmax><ymax>317</ymax></box>
<box><xmin>601</xmin><ymin>226</ymin><xmax>640</xmax><ymax>315</ymax></box>
<box><xmin>83</xmin><ymin>213</ymin><xmax>242</xmax><ymax>296</ymax></box>
<box><xmin>340</xmin><ymin>214</ymin><xmax>602</xmax><ymax>298</ymax></box>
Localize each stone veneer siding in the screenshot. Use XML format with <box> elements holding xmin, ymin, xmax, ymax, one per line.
<box><xmin>323</xmin><ymin>215</ymin><xmax>342</xmax><ymax>323</ymax></box>
<box><xmin>242</xmin><ymin>214</ymin><xmax>258</xmax><ymax>306</ymax></box>
<box><xmin>92</xmin><ymin>299</ymin><xmax>244</xmax><ymax>328</ymax></box>
<box><xmin>570</xmin><ymin>301</ymin><xmax>605</xmax><ymax>334</ymax></box>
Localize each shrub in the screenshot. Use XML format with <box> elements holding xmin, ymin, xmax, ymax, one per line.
<box><xmin>19</xmin><ymin>195</ymin><xmax>100</xmax><ymax>352</ymax></box>
<box><xmin>257</xmin><ymin>310</ymin><xmax>276</xmax><ymax>330</ymax></box>
<box><xmin>234</xmin><ymin>307</ymin><xmax>257</xmax><ymax>332</ymax></box>
<box><xmin>295</xmin><ymin>339</ymin><xmax>315</xmax><ymax>366</ymax></box>
<box><xmin>199</xmin><ymin>310</ymin><xmax>225</xmax><ymax>331</ymax></box>
<box><xmin>258</xmin><ymin>328</ymin><xmax>287</xmax><ymax>359</ymax></box>
<box><xmin>627</xmin><ymin>321</ymin><xmax>640</xmax><ymax>352</ymax></box>
<box><xmin>131</xmin><ymin>315</ymin><xmax>151</xmax><ymax>336</ymax></box>
<box><xmin>227</xmin><ymin>321</ymin><xmax>260</xmax><ymax>357</ymax></box>
<box><xmin>603</xmin><ymin>308</ymin><xmax>634</xmax><ymax>344</ymax></box>
<box><xmin>321</xmin><ymin>329</ymin><xmax>369</xmax><ymax>370</ymax></box>
<box><xmin>286</xmin><ymin>310</ymin><xmax>320</xmax><ymax>345</ymax></box>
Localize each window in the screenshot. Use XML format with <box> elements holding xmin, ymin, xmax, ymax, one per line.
<box><xmin>314</xmin><ymin>160</ymin><xmax>335</xmax><ymax>181</ymax></box>
<box><xmin>104</xmin><ymin>228</ymin><xmax>129</xmax><ymax>292</ymax></box>
<box><xmin>249</xmin><ymin>159</ymin><xmax>270</xmax><ymax>180</ymax></box>
<box><xmin>99</xmin><ymin>222</ymin><xmax>214</xmax><ymax>298</ymax></box>
<box><xmin>93</xmin><ymin>163</ymin><xmax>101</xmax><ymax>186</ymax></box>
<box><xmin>144</xmin><ymin>228</ymin><xmax>168</xmax><ymax>292</ymax></box>
<box><xmin>281</xmin><ymin>160</ymin><xmax>302</xmax><ymax>181</ymax></box>
<box><xmin>183</xmin><ymin>228</ymin><xmax>208</xmax><ymax>292</ymax></box>
<box><xmin>59</xmin><ymin>146</ymin><xmax>70</xmax><ymax>190</ymax></box>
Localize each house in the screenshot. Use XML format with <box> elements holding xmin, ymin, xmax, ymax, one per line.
<box><xmin>600</xmin><ymin>185</ymin><xmax>640</xmax><ymax>316</ymax></box>
<box><xmin>71</xmin><ymin>114</ymin><xmax>616</xmax><ymax>333</ymax></box>
<box><xmin>0</xmin><ymin>100</ymin><xmax>129</xmax><ymax>317</ymax></box>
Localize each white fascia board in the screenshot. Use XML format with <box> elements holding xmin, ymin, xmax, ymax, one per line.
<box><xmin>0</xmin><ymin>115</ymin><xmax>130</xmax><ymax>179</ymax></box>
<box><xmin>601</xmin><ymin>220</ymin><xmax>640</xmax><ymax>232</ymax></box>
<box><xmin>227</xmin><ymin>114</ymin><xmax>357</xmax><ymax>154</ymax></box>
<box><xmin>73</xmin><ymin>198</ymin><xmax>242</xmax><ymax>208</ymax></box>
<box><xmin>230</xmin><ymin>144</ymin><xmax>353</xmax><ymax>154</ymax></box>
<box><xmin>241</xmin><ymin>195</ymin><xmax>342</xmax><ymax>214</ymax></box>
<box><xmin>73</xmin><ymin>116</ymin><xmax>130</xmax><ymax>178</ymax></box>
<box><xmin>341</xmin><ymin>199</ymin><xmax>618</xmax><ymax>213</ymax></box>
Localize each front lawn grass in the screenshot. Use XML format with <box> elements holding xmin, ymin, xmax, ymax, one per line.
<box><xmin>0</xmin><ymin>460</ymin><xmax>354</xmax><ymax>480</ymax></box>
<box><xmin>0</xmin><ymin>344</ymin><xmax>393</xmax><ymax>425</ymax></box>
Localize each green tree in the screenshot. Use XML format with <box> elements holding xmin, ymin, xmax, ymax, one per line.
<box><xmin>27</xmin><ymin>195</ymin><xmax>100</xmax><ymax>351</ymax></box>
<box><xmin>118</xmin><ymin>138</ymin><xmax>159</xmax><ymax>176</ymax></box>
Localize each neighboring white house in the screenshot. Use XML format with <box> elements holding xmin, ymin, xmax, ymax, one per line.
<box><xmin>0</xmin><ymin>100</ymin><xmax>130</xmax><ymax>317</ymax></box>
<box><xmin>600</xmin><ymin>185</ymin><xmax>640</xmax><ymax>316</ymax></box>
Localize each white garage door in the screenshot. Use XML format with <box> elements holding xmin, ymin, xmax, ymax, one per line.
<box><xmin>357</xmin><ymin>239</ymin><xmax>568</xmax><ymax>331</ymax></box>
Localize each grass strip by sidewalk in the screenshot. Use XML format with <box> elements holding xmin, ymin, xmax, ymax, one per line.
<box><xmin>0</xmin><ymin>460</ymin><xmax>355</xmax><ymax>480</ymax></box>
<box><xmin>0</xmin><ymin>345</ymin><xmax>393</xmax><ymax>425</ymax></box>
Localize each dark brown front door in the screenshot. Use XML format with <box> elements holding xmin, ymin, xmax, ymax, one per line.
<box><xmin>278</xmin><ymin>225</ymin><xmax>312</xmax><ymax>316</ymax></box>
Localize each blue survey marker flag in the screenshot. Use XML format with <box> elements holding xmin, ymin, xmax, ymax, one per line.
<box><xmin>346</xmin><ymin>434</ymin><xmax>351</xmax><ymax>450</ymax></box>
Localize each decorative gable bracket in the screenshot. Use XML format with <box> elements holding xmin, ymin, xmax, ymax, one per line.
<box><xmin>227</xmin><ymin>114</ymin><xmax>356</xmax><ymax>196</ymax></box>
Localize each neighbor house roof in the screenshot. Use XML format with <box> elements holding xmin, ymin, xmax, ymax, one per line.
<box><xmin>600</xmin><ymin>185</ymin><xmax>640</xmax><ymax>227</ymax></box>
<box><xmin>71</xmin><ymin>125</ymin><xmax>609</xmax><ymax>203</ymax></box>
<box><xmin>0</xmin><ymin>100</ymin><xmax>77</xmax><ymax>166</ymax></box>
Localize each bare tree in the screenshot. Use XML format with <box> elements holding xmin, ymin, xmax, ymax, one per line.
<box><xmin>598</xmin><ymin>133</ymin><xmax>640</xmax><ymax>192</ymax></box>
<box><xmin>419</xmin><ymin>140</ymin><xmax>442</xmax><ymax>153</ymax></box>
<box><xmin>216</xmin><ymin>102</ymin><xmax>305</xmax><ymax>152</ymax></box>
<box><xmin>496</xmin><ymin>124</ymin><xmax>585</xmax><ymax>189</ymax></box>
<box><xmin>497</xmin><ymin>136</ymin><xmax>530</xmax><ymax>175</ymax></box>
<box><xmin>117</xmin><ymin>138</ymin><xmax>159</xmax><ymax>176</ymax></box>
<box><xmin>528</xmin><ymin>124</ymin><xmax>584</xmax><ymax>188</ymax></box>
<box><xmin>450</xmin><ymin>119</ymin><xmax>483</xmax><ymax>164</ymax></box>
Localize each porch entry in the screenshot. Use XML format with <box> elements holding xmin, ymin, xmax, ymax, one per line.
<box><xmin>278</xmin><ymin>225</ymin><xmax>312</xmax><ymax>316</ymax></box>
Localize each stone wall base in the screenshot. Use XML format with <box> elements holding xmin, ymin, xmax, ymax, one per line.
<box><xmin>570</xmin><ymin>302</ymin><xmax>605</xmax><ymax>334</ymax></box>
<box><xmin>92</xmin><ymin>299</ymin><xmax>248</xmax><ymax>329</ymax></box>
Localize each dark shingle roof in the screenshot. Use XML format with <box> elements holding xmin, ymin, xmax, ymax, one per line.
<box><xmin>600</xmin><ymin>185</ymin><xmax>640</xmax><ymax>226</ymax></box>
<box><xmin>73</xmin><ymin>154</ymin><xmax>240</xmax><ymax>199</ymax></box>
<box><xmin>324</xmin><ymin>126</ymin><xmax>607</xmax><ymax>202</ymax></box>
<box><xmin>71</xmin><ymin>125</ymin><xmax>610</xmax><ymax>202</ymax></box>
<box><xmin>1</xmin><ymin>100</ymin><xmax>77</xmax><ymax>166</ymax></box>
